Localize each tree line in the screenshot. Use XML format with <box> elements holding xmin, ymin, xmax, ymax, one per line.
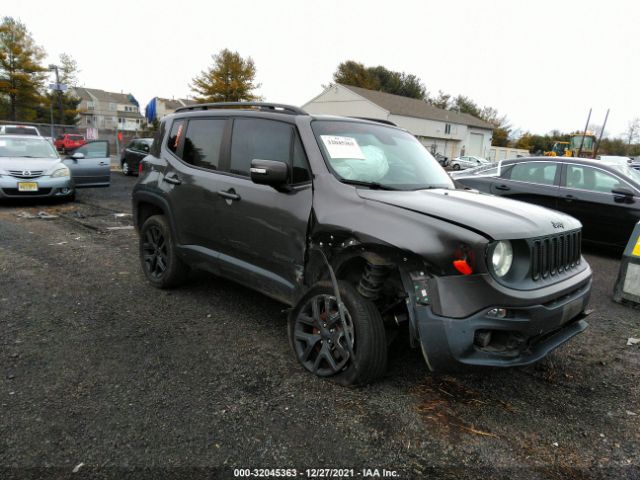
<box><xmin>0</xmin><ymin>17</ymin><xmax>80</xmax><ymax>126</ymax></box>
<box><xmin>1</xmin><ymin>16</ymin><xmax>638</xmax><ymax>156</ymax></box>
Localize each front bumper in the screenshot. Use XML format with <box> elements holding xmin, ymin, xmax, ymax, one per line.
<box><xmin>415</xmin><ymin>277</ymin><xmax>592</xmax><ymax>371</ymax></box>
<box><xmin>0</xmin><ymin>176</ymin><xmax>74</xmax><ymax>199</ymax></box>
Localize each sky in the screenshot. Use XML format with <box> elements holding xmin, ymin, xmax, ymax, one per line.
<box><xmin>5</xmin><ymin>0</ymin><xmax>640</xmax><ymax>137</ymax></box>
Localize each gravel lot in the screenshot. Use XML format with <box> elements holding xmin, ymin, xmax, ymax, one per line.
<box><xmin>1</xmin><ymin>174</ymin><xmax>639</xmax><ymax>480</ymax></box>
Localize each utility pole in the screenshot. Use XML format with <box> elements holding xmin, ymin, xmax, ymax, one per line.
<box><xmin>48</xmin><ymin>64</ymin><xmax>65</xmax><ymax>133</ymax></box>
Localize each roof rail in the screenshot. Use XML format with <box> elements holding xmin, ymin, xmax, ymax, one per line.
<box><xmin>350</xmin><ymin>116</ymin><xmax>397</xmax><ymax>126</ymax></box>
<box><xmin>174</xmin><ymin>102</ymin><xmax>308</xmax><ymax>115</ymax></box>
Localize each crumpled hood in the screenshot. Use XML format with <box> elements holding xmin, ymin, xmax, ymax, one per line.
<box><xmin>0</xmin><ymin>157</ymin><xmax>62</xmax><ymax>175</ymax></box>
<box><xmin>357</xmin><ymin>188</ymin><xmax>582</xmax><ymax>240</ymax></box>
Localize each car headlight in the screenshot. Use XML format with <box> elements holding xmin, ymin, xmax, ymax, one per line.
<box><xmin>491</xmin><ymin>240</ymin><xmax>513</xmax><ymax>277</ymax></box>
<box><xmin>51</xmin><ymin>166</ymin><xmax>70</xmax><ymax>178</ymax></box>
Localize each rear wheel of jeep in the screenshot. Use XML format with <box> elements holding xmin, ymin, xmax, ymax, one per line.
<box><xmin>139</xmin><ymin>215</ymin><xmax>188</xmax><ymax>289</ymax></box>
<box><xmin>289</xmin><ymin>281</ymin><xmax>387</xmax><ymax>385</ymax></box>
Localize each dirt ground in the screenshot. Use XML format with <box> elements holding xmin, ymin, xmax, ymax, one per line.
<box><xmin>1</xmin><ymin>175</ymin><xmax>639</xmax><ymax>480</ymax></box>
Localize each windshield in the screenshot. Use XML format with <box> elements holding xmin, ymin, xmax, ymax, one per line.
<box><xmin>312</xmin><ymin>120</ymin><xmax>454</xmax><ymax>190</ymax></box>
<box><xmin>0</xmin><ymin>137</ymin><xmax>59</xmax><ymax>158</ymax></box>
<box><xmin>612</xmin><ymin>164</ymin><xmax>640</xmax><ymax>186</ymax></box>
<box><xmin>570</xmin><ymin>135</ymin><xmax>594</xmax><ymax>151</ymax></box>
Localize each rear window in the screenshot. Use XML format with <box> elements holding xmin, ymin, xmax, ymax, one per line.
<box><xmin>182</xmin><ymin>118</ymin><xmax>226</xmax><ymax>170</ymax></box>
<box><xmin>69</xmin><ymin>135</ymin><xmax>84</xmax><ymax>141</ymax></box>
<box><xmin>5</xmin><ymin>127</ymin><xmax>37</xmax><ymax>135</ymax></box>
<box><xmin>167</xmin><ymin>119</ymin><xmax>185</xmax><ymax>155</ymax></box>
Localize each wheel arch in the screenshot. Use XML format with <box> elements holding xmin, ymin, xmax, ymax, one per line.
<box><xmin>133</xmin><ymin>191</ymin><xmax>178</xmax><ymax>241</ymax></box>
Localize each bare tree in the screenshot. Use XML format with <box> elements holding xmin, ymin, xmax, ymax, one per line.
<box><xmin>625</xmin><ymin>117</ymin><xmax>640</xmax><ymax>145</ymax></box>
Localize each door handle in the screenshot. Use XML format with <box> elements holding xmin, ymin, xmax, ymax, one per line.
<box><xmin>494</xmin><ymin>184</ymin><xmax>510</xmax><ymax>191</ymax></box>
<box><xmin>564</xmin><ymin>194</ymin><xmax>575</xmax><ymax>202</ymax></box>
<box><xmin>218</xmin><ymin>189</ymin><xmax>241</xmax><ymax>201</ymax></box>
<box><xmin>98</xmin><ymin>162</ymin><xmax>109</xmax><ymax>166</ymax></box>
<box><xmin>163</xmin><ymin>173</ymin><xmax>182</xmax><ymax>185</ymax></box>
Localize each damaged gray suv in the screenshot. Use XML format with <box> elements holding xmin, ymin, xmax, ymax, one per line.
<box><xmin>132</xmin><ymin>103</ymin><xmax>592</xmax><ymax>385</ymax></box>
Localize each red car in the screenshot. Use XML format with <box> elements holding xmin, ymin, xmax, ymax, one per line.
<box><xmin>54</xmin><ymin>134</ymin><xmax>86</xmax><ymax>152</ymax></box>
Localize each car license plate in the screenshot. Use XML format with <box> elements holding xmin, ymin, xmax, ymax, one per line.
<box><xmin>18</xmin><ymin>182</ymin><xmax>38</xmax><ymax>192</ymax></box>
<box><xmin>562</xmin><ymin>297</ymin><xmax>583</xmax><ymax>323</ymax></box>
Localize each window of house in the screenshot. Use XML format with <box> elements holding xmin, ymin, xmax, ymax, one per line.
<box><xmin>181</xmin><ymin>118</ymin><xmax>226</xmax><ymax>170</ymax></box>
<box><xmin>445</xmin><ymin>124</ymin><xmax>451</xmax><ymax>135</ymax></box>
<box><xmin>87</xmin><ymin>101</ymin><xmax>94</xmax><ymax>110</ymax></box>
<box><xmin>230</xmin><ymin>118</ymin><xmax>310</xmax><ymax>183</ymax></box>
<box><xmin>508</xmin><ymin>162</ymin><xmax>558</xmax><ymax>185</ymax></box>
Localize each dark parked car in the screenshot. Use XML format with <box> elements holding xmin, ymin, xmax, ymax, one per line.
<box><xmin>120</xmin><ymin>138</ymin><xmax>152</xmax><ymax>175</ymax></box>
<box><xmin>433</xmin><ymin>152</ymin><xmax>448</xmax><ymax>167</ymax></box>
<box><xmin>453</xmin><ymin>157</ymin><xmax>640</xmax><ymax>248</ymax></box>
<box><xmin>132</xmin><ymin>103</ymin><xmax>592</xmax><ymax>385</ymax></box>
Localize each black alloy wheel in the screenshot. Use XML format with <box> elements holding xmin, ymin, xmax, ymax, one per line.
<box><xmin>293</xmin><ymin>293</ymin><xmax>355</xmax><ymax>377</ymax></box>
<box><xmin>289</xmin><ymin>281</ymin><xmax>387</xmax><ymax>385</ymax></box>
<box><xmin>142</xmin><ymin>224</ymin><xmax>168</xmax><ymax>280</ymax></box>
<box><xmin>139</xmin><ymin>215</ymin><xmax>189</xmax><ymax>288</ymax></box>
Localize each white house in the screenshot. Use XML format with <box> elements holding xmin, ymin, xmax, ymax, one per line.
<box><xmin>72</xmin><ymin>87</ymin><xmax>144</xmax><ymax>132</ymax></box>
<box><xmin>302</xmin><ymin>84</ymin><xmax>494</xmax><ymax>159</ymax></box>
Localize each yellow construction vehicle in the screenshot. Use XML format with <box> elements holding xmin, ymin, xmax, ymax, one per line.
<box><xmin>544</xmin><ymin>133</ymin><xmax>597</xmax><ymax>157</ymax></box>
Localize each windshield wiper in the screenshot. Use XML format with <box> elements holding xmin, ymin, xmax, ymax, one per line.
<box><xmin>339</xmin><ymin>179</ymin><xmax>399</xmax><ymax>190</ymax></box>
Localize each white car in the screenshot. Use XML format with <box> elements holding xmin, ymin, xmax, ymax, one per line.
<box><xmin>0</xmin><ymin>124</ymin><xmax>41</xmax><ymax>136</ymax></box>
<box><xmin>450</xmin><ymin>155</ymin><xmax>489</xmax><ymax>170</ymax></box>
<box><xmin>0</xmin><ymin>135</ymin><xmax>111</xmax><ymax>201</ymax></box>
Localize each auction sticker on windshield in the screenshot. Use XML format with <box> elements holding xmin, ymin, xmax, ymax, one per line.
<box><xmin>320</xmin><ymin>135</ymin><xmax>365</xmax><ymax>160</ymax></box>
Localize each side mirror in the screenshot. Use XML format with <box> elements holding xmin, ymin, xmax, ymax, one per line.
<box><xmin>71</xmin><ymin>152</ymin><xmax>85</xmax><ymax>160</ymax></box>
<box><xmin>612</xmin><ymin>187</ymin><xmax>635</xmax><ymax>203</ymax></box>
<box><xmin>250</xmin><ymin>159</ymin><xmax>288</xmax><ymax>187</ymax></box>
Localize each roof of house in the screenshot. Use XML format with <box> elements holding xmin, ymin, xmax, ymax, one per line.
<box><xmin>339</xmin><ymin>84</ymin><xmax>494</xmax><ymax>130</ymax></box>
<box><xmin>73</xmin><ymin>87</ymin><xmax>138</xmax><ymax>106</ymax></box>
<box><xmin>157</xmin><ymin>97</ymin><xmax>197</xmax><ymax>110</ymax></box>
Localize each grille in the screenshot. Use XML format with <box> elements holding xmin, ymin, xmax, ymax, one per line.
<box><xmin>9</xmin><ymin>170</ymin><xmax>44</xmax><ymax>179</ymax></box>
<box><xmin>531</xmin><ymin>230</ymin><xmax>581</xmax><ymax>281</ymax></box>
<box><xmin>2</xmin><ymin>188</ymin><xmax>51</xmax><ymax>196</ymax></box>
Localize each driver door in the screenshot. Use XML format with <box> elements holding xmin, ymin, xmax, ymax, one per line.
<box><xmin>64</xmin><ymin>140</ymin><xmax>111</xmax><ymax>187</ymax></box>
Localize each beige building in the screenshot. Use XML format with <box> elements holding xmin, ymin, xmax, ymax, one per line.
<box><xmin>72</xmin><ymin>87</ymin><xmax>144</xmax><ymax>132</ymax></box>
<box><xmin>303</xmin><ymin>84</ymin><xmax>494</xmax><ymax>159</ymax></box>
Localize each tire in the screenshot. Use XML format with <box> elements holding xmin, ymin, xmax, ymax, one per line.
<box><xmin>452</xmin><ymin>163</ymin><xmax>461</xmax><ymax>170</ymax></box>
<box><xmin>288</xmin><ymin>281</ymin><xmax>387</xmax><ymax>386</ymax></box>
<box><xmin>139</xmin><ymin>214</ymin><xmax>189</xmax><ymax>289</ymax></box>
<box><xmin>121</xmin><ymin>160</ymin><xmax>131</xmax><ymax>176</ymax></box>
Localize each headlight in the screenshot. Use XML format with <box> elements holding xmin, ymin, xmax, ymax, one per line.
<box><xmin>51</xmin><ymin>166</ymin><xmax>70</xmax><ymax>178</ymax></box>
<box><xmin>491</xmin><ymin>240</ymin><xmax>513</xmax><ymax>277</ymax></box>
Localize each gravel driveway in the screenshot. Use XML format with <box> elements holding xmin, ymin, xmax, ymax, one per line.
<box><xmin>1</xmin><ymin>175</ymin><xmax>639</xmax><ymax>479</ymax></box>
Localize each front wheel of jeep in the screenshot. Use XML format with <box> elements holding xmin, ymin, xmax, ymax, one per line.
<box><xmin>288</xmin><ymin>281</ymin><xmax>387</xmax><ymax>386</ymax></box>
<box><xmin>139</xmin><ymin>214</ymin><xmax>189</xmax><ymax>289</ymax></box>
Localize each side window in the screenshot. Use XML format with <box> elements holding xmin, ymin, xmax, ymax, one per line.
<box><xmin>182</xmin><ymin>118</ymin><xmax>226</xmax><ymax>170</ymax></box>
<box><xmin>75</xmin><ymin>141</ymin><xmax>108</xmax><ymax>158</ymax></box>
<box><xmin>230</xmin><ymin>118</ymin><xmax>293</xmax><ymax>177</ymax></box>
<box><xmin>508</xmin><ymin>162</ymin><xmax>558</xmax><ymax>186</ymax></box>
<box><xmin>566</xmin><ymin>165</ymin><xmax>623</xmax><ymax>193</ymax></box>
<box><xmin>167</xmin><ymin>119</ymin><xmax>184</xmax><ymax>155</ymax></box>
